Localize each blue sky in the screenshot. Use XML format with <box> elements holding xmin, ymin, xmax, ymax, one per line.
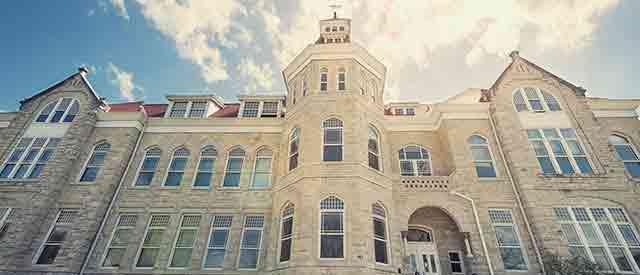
<box><xmin>0</xmin><ymin>0</ymin><xmax>637</xmax><ymax>112</ymax></box>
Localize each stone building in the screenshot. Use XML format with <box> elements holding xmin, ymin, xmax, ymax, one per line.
<box><xmin>1</xmin><ymin>15</ymin><xmax>640</xmax><ymax>275</ymax></box>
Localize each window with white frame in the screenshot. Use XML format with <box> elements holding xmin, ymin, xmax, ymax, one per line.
<box><xmin>135</xmin><ymin>147</ymin><xmax>161</xmax><ymax>186</ymax></box>
<box><xmin>323</xmin><ymin>118</ymin><xmax>343</xmax><ymax>161</ymax></box>
<box><xmin>261</xmin><ymin>102</ymin><xmax>279</xmax><ymax>117</ymax></box>
<box><xmin>204</xmin><ymin>215</ymin><xmax>233</xmax><ymax>268</ymax></box>
<box><xmin>608</xmin><ymin>134</ymin><xmax>640</xmax><ymax>178</ymax></box>
<box><xmin>394</xmin><ymin>108</ymin><xmax>404</xmax><ymax>115</ymax></box>
<box><xmin>188</xmin><ymin>101</ymin><xmax>207</xmax><ymax>118</ymax></box>
<box><xmin>280</xmin><ymin>203</ymin><xmax>294</xmax><ymax>263</ymax></box>
<box><xmin>136</xmin><ymin>214</ymin><xmax>170</xmax><ymax>268</ymax></box>
<box><xmin>448</xmin><ymin>251</ymin><xmax>464</xmax><ymax>274</ymax></box>
<box><xmin>34</xmin><ymin>209</ymin><xmax>78</xmax><ymax>265</ymax></box>
<box><xmin>526</xmin><ymin>128</ymin><xmax>593</xmax><ymax>175</ymax></box>
<box><xmin>554</xmin><ymin>207</ymin><xmax>640</xmax><ymax>273</ymax></box>
<box><xmin>193</xmin><ymin>146</ymin><xmax>217</xmax><ymax>188</ymax></box>
<box><xmin>398</xmin><ymin>145</ymin><xmax>432</xmax><ymax>176</ymax></box>
<box><xmin>488</xmin><ymin>209</ymin><xmax>528</xmax><ymax>271</ymax></box>
<box><xmin>393</xmin><ymin>108</ymin><xmax>416</xmax><ymax>116</ymax></box>
<box><xmin>242</xmin><ymin>102</ymin><xmax>260</xmax><ymax>117</ymax></box>
<box><xmin>169</xmin><ymin>102</ymin><xmax>188</xmax><ymax>118</ymax></box>
<box><xmin>163</xmin><ymin>147</ymin><xmax>190</xmax><ymax>187</ymax></box>
<box><xmin>0</xmin><ymin>137</ymin><xmax>60</xmax><ymax>179</ymax></box>
<box><xmin>223</xmin><ymin>148</ymin><xmax>244</xmax><ymax>187</ymax></box>
<box><xmin>337</xmin><ymin>68</ymin><xmax>346</xmax><ymax>91</ymax></box>
<box><xmin>79</xmin><ymin>142</ymin><xmax>110</xmax><ymax>182</ymax></box>
<box><xmin>251</xmin><ymin>148</ymin><xmax>272</xmax><ymax>188</ymax></box>
<box><xmin>372</xmin><ymin>203</ymin><xmax>388</xmax><ymax>264</ymax></box>
<box><xmin>320</xmin><ymin>68</ymin><xmax>328</xmax><ymax>92</ymax></box>
<box><xmin>467</xmin><ymin>135</ymin><xmax>497</xmax><ymax>178</ymax></box>
<box><xmin>35</xmin><ymin>98</ymin><xmax>80</xmax><ymax>123</ymax></box>
<box><xmin>102</xmin><ymin>214</ymin><xmax>138</xmax><ymax>268</ymax></box>
<box><xmin>289</xmin><ymin>128</ymin><xmax>300</xmax><ymax>171</ymax></box>
<box><xmin>238</xmin><ymin>215</ymin><xmax>265</xmax><ymax>269</ymax></box>
<box><xmin>368</xmin><ymin>126</ymin><xmax>381</xmax><ymax>171</ymax></box>
<box><xmin>0</xmin><ymin>208</ymin><xmax>13</xmax><ymax>239</ymax></box>
<box><xmin>169</xmin><ymin>214</ymin><xmax>201</xmax><ymax>268</ymax></box>
<box><xmin>320</xmin><ymin>196</ymin><xmax>344</xmax><ymax>259</ymax></box>
<box><xmin>513</xmin><ymin>87</ymin><xmax>562</xmax><ymax>113</ymax></box>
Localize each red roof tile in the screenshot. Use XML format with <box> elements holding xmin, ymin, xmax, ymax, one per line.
<box><xmin>142</xmin><ymin>104</ymin><xmax>168</xmax><ymax>117</ymax></box>
<box><xmin>107</xmin><ymin>101</ymin><xmax>143</xmax><ymax>112</ymax></box>
<box><xmin>210</xmin><ymin>103</ymin><xmax>240</xmax><ymax>118</ymax></box>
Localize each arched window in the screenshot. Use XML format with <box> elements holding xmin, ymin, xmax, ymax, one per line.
<box><xmin>609</xmin><ymin>135</ymin><xmax>640</xmax><ymax>177</ymax></box>
<box><xmin>513</xmin><ymin>87</ymin><xmax>562</xmax><ymax>112</ymax></box>
<box><xmin>320</xmin><ymin>196</ymin><xmax>344</xmax><ymax>259</ymax></box>
<box><xmin>398</xmin><ymin>145</ymin><xmax>432</xmax><ymax>176</ymax></box>
<box><xmin>320</xmin><ymin>68</ymin><xmax>328</xmax><ymax>92</ymax></box>
<box><xmin>337</xmin><ymin>68</ymin><xmax>346</xmax><ymax>92</ymax></box>
<box><xmin>289</xmin><ymin>128</ymin><xmax>300</xmax><ymax>171</ymax></box>
<box><xmin>372</xmin><ymin>203</ymin><xmax>388</xmax><ymax>264</ymax></box>
<box><xmin>135</xmin><ymin>147</ymin><xmax>161</xmax><ymax>186</ymax></box>
<box><xmin>35</xmin><ymin>98</ymin><xmax>80</xmax><ymax>123</ymax></box>
<box><xmin>368</xmin><ymin>126</ymin><xmax>381</xmax><ymax>170</ymax></box>
<box><xmin>251</xmin><ymin>148</ymin><xmax>273</xmax><ymax>188</ymax></box>
<box><xmin>193</xmin><ymin>146</ymin><xmax>217</xmax><ymax>187</ymax></box>
<box><xmin>79</xmin><ymin>142</ymin><xmax>111</xmax><ymax>182</ymax></box>
<box><xmin>323</xmin><ymin>118</ymin><xmax>343</xmax><ymax>161</ymax></box>
<box><xmin>163</xmin><ymin>147</ymin><xmax>190</xmax><ymax>187</ymax></box>
<box><xmin>468</xmin><ymin>135</ymin><xmax>497</xmax><ymax>177</ymax></box>
<box><xmin>223</xmin><ymin>147</ymin><xmax>245</xmax><ymax>187</ymax></box>
<box><xmin>279</xmin><ymin>203</ymin><xmax>294</xmax><ymax>263</ymax></box>
<box><xmin>369</xmin><ymin>80</ymin><xmax>377</xmax><ymax>102</ymax></box>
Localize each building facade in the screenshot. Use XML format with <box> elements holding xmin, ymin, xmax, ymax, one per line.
<box><xmin>1</xmin><ymin>15</ymin><xmax>640</xmax><ymax>275</ymax></box>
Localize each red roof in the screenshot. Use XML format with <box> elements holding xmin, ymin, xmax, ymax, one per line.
<box><xmin>107</xmin><ymin>101</ymin><xmax>143</xmax><ymax>112</ymax></box>
<box><xmin>142</xmin><ymin>104</ymin><xmax>168</xmax><ymax>117</ymax></box>
<box><xmin>210</xmin><ymin>103</ymin><xmax>240</xmax><ymax>117</ymax></box>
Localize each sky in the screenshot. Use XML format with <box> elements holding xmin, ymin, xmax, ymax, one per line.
<box><xmin>0</xmin><ymin>0</ymin><xmax>638</xmax><ymax>112</ymax></box>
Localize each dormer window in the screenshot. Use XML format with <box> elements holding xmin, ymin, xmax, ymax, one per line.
<box><xmin>339</xmin><ymin>26</ymin><xmax>345</xmax><ymax>31</ymax></box>
<box><xmin>242</xmin><ymin>102</ymin><xmax>260</xmax><ymax>117</ymax></box>
<box><xmin>261</xmin><ymin>102</ymin><xmax>278</xmax><ymax>117</ymax></box>
<box><xmin>240</xmin><ymin>101</ymin><xmax>281</xmax><ymax>118</ymax></box>
<box><xmin>513</xmin><ymin>87</ymin><xmax>562</xmax><ymax>113</ymax></box>
<box><xmin>325</xmin><ymin>27</ymin><xmax>330</xmax><ymax>32</ymax></box>
<box><xmin>168</xmin><ymin>101</ymin><xmax>209</xmax><ymax>118</ymax></box>
<box><xmin>393</xmin><ymin>107</ymin><xmax>415</xmax><ymax>116</ymax></box>
<box><xmin>332</xmin><ymin>26</ymin><xmax>337</xmax><ymax>32</ymax></box>
<box><xmin>35</xmin><ymin>98</ymin><xmax>80</xmax><ymax>123</ymax></box>
<box><xmin>394</xmin><ymin>109</ymin><xmax>404</xmax><ymax>116</ymax></box>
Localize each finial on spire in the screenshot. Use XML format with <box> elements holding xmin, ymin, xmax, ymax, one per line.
<box><xmin>328</xmin><ymin>0</ymin><xmax>342</xmax><ymax>19</ymax></box>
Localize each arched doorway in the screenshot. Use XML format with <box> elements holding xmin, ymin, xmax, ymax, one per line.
<box><xmin>404</xmin><ymin>207</ymin><xmax>468</xmax><ymax>275</ymax></box>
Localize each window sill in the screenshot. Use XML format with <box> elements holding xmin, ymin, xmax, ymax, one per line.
<box><xmin>130</xmin><ymin>185</ymin><xmax>151</xmax><ymax>190</ymax></box>
<box><xmin>71</xmin><ymin>181</ymin><xmax>97</xmax><ymax>185</ymax></box>
<box><xmin>537</xmin><ymin>173</ymin><xmax>607</xmax><ymax>179</ymax></box>
<box><xmin>0</xmin><ymin>178</ymin><xmax>39</xmax><ymax>185</ymax></box>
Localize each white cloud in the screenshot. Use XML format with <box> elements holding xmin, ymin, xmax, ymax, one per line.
<box><xmin>110</xmin><ymin>0</ymin><xmax>130</xmax><ymax>20</ymax></box>
<box><xmin>107</xmin><ymin>63</ymin><xmax>143</xmax><ymax>101</ymax></box>
<box><xmin>237</xmin><ymin>58</ymin><xmax>273</xmax><ymax>94</ymax></box>
<box><xmin>88</xmin><ymin>9</ymin><xmax>95</xmax><ymax>16</ymax></box>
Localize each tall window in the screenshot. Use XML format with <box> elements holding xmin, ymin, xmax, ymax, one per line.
<box><xmin>34</xmin><ymin>209</ymin><xmax>78</xmax><ymax>265</ymax></box>
<box><xmin>169</xmin><ymin>102</ymin><xmax>188</xmax><ymax>118</ymax></box>
<box><xmin>169</xmin><ymin>214</ymin><xmax>201</xmax><ymax>268</ymax></box>
<box><xmin>102</xmin><ymin>214</ymin><xmax>138</xmax><ymax>268</ymax></box>
<box><xmin>135</xmin><ymin>147</ymin><xmax>161</xmax><ymax>186</ymax></box>
<box><xmin>193</xmin><ymin>146</ymin><xmax>217</xmax><ymax>188</ymax></box>
<box><xmin>289</xmin><ymin>128</ymin><xmax>300</xmax><ymax>171</ymax></box>
<box><xmin>554</xmin><ymin>207</ymin><xmax>640</xmax><ymax>273</ymax></box>
<box><xmin>79</xmin><ymin>142</ymin><xmax>110</xmax><ymax>182</ymax></box>
<box><xmin>368</xmin><ymin>126</ymin><xmax>381</xmax><ymax>170</ymax></box>
<box><xmin>223</xmin><ymin>148</ymin><xmax>244</xmax><ymax>187</ymax></box>
<box><xmin>239</xmin><ymin>215</ymin><xmax>265</xmax><ymax>269</ymax></box>
<box><xmin>280</xmin><ymin>203</ymin><xmax>294</xmax><ymax>263</ymax></box>
<box><xmin>35</xmin><ymin>98</ymin><xmax>80</xmax><ymax>123</ymax></box>
<box><xmin>488</xmin><ymin>209</ymin><xmax>528</xmax><ymax>271</ymax></box>
<box><xmin>320</xmin><ymin>68</ymin><xmax>328</xmax><ymax>92</ymax></box>
<box><xmin>527</xmin><ymin>128</ymin><xmax>593</xmax><ymax>175</ymax></box>
<box><xmin>163</xmin><ymin>147</ymin><xmax>190</xmax><ymax>187</ymax></box>
<box><xmin>513</xmin><ymin>87</ymin><xmax>562</xmax><ymax>112</ymax></box>
<box><xmin>372</xmin><ymin>203</ymin><xmax>388</xmax><ymax>264</ymax></box>
<box><xmin>467</xmin><ymin>135</ymin><xmax>497</xmax><ymax>178</ymax></box>
<box><xmin>609</xmin><ymin>135</ymin><xmax>640</xmax><ymax>177</ymax></box>
<box><xmin>448</xmin><ymin>251</ymin><xmax>464</xmax><ymax>274</ymax></box>
<box><xmin>320</xmin><ymin>196</ymin><xmax>344</xmax><ymax>259</ymax></box>
<box><xmin>204</xmin><ymin>215</ymin><xmax>233</xmax><ymax>268</ymax></box>
<box><xmin>0</xmin><ymin>137</ymin><xmax>60</xmax><ymax>179</ymax></box>
<box><xmin>136</xmin><ymin>214</ymin><xmax>170</xmax><ymax>268</ymax></box>
<box><xmin>398</xmin><ymin>145</ymin><xmax>432</xmax><ymax>176</ymax></box>
<box><xmin>323</xmin><ymin>118</ymin><xmax>343</xmax><ymax>161</ymax></box>
<box><xmin>337</xmin><ymin>68</ymin><xmax>346</xmax><ymax>91</ymax></box>
<box><xmin>251</xmin><ymin>148</ymin><xmax>272</xmax><ymax>188</ymax></box>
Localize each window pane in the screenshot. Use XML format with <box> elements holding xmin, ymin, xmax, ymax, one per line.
<box><xmin>170</xmin><ymin>158</ymin><xmax>187</xmax><ymax>171</ymax></box>
<box><xmin>242</xmin><ymin>230</ymin><xmax>262</xmax><ymax>249</ymax></box>
<box><xmin>239</xmin><ymin>249</ymin><xmax>258</xmax><ymax>269</ymax></box>
<box><xmin>567</xmin><ymin>140</ymin><xmax>585</xmax><ymax>155</ymax></box>
<box><xmin>13</xmin><ymin>164</ymin><xmax>29</xmax><ymax>178</ymax></box>
<box><xmin>280</xmin><ymin>238</ymin><xmax>292</xmax><ymax>262</ymax></box>
<box><xmin>609</xmin><ymin>247</ymin><xmax>633</xmax><ymax>272</ymax></box>
<box><xmin>199</xmin><ymin>159</ymin><xmax>215</xmax><ymax>171</ymax></box>
<box><xmin>194</xmin><ymin>172</ymin><xmax>212</xmax><ymax>187</ymax></box>
<box><xmin>560</xmin><ymin>224</ymin><xmax>582</xmax><ymax>245</ymax></box>
<box><xmin>321</xmin><ymin>213</ymin><xmax>343</xmax><ymax>232</ymax></box>
<box><xmin>590</xmin><ymin>247</ymin><xmax>613</xmax><ymax>271</ymax></box>
<box><xmin>579</xmin><ymin>224</ymin><xmax>602</xmax><ymax>245</ymax></box>
<box><xmin>136</xmin><ymin>248</ymin><xmax>159</xmax><ymax>267</ymax></box>
<box><xmin>136</xmin><ymin>172</ymin><xmax>154</xmax><ymax>186</ymax></box>
<box><xmin>500</xmin><ymin>247</ymin><xmax>527</xmax><ymax>270</ymax></box>
<box><xmin>598</xmin><ymin>224</ymin><xmax>620</xmax><ymax>245</ymax></box>
<box><xmin>103</xmin><ymin>248</ymin><xmax>125</xmax><ymax>267</ymax></box>
<box><xmin>416</xmin><ymin>160</ymin><xmax>431</xmax><ymax>176</ymax></box>
<box><xmin>495</xmin><ymin>226</ymin><xmax>519</xmax><ymax>246</ymax></box>
<box><xmin>324</xmin><ymin>129</ymin><xmax>342</xmax><ymax>144</ymax></box>
<box><xmin>630</xmin><ymin>248</ymin><xmax>640</xmax><ymax>270</ymax></box>
<box><xmin>323</xmin><ymin>145</ymin><xmax>342</xmax><ymax>161</ymax></box>
<box><xmin>320</xmin><ymin>235</ymin><xmax>343</xmax><ymax>258</ymax></box>
<box><xmin>255</xmin><ymin>158</ymin><xmax>271</xmax><ymax>171</ymax></box>
<box><xmin>176</xmin><ymin>229</ymin><xmax>196</xmax><ymax>246</ymax></box>
<box><xmin>80</xmin><ymin>167</ymin><xmax>98</xmax><ymax>182</ymax></box>
<box><xmin>374</xmin><ymin>239</ymin><xmax>388</xmax><ymax>264</ymax></box>
<box><xmin>205</xmin><ymin>249</ymin><xmax>225</xmax><ymax>268</ymax></box>
<box><xmin>0</xmin><ymin>164</ymin><xmax>16</xmax><ymax>178</ymax></box>
<box><xmin>141</xmin><ymin>158</ymin><xmax>159</xmax><ymax>171</ymax></box>
<box><xmin>227</xmin><ymin>158</ymin><xmax>243</xmax><ymax>170</ymax></box>
<box><xmin>614</xmin><ymin>145</ymin><xmax>639</xmax><ymax>160</ymax></box>
<box><xmin>400</xmin><ymin>161</ymin><xmax>414</xmax><ymax>176</ymax></box>
<box><xmin>36</xmin><ymin>245</ymin><xmax>61</xmax><ymax>264</ymax></box>
<box><xmin>618</xmin><ymin>224</ymin><xmax>640</xmax><ymax>246</ymax></box>
<box><xmin>543</xmin><ymin>128</ymin><xmax>559</xmax><ymax>138</ymax></box>
<box><xmin>170</xmin><ymin>248</ymin><xmax>192</xmax><ymax>267</ymax></box>
<box><xmin>144</xmin><ymin>229</ymin><xmax>164</xmax><ymax>245</ymax></box>
<box><xmin>373</xmin><ymin>219</ymin><xmax>386</xmax><ymax>239</ymax></box>
<box><xmin>529</xmin><ymin>100</ymin><xmax>544</xmax><ymax>111</ymax></box>
<box><xmin>549</xmin><ymin>140</ymin><xmax>566</xmax><ymax>155</ymax></box>
<box><xmin>282</xmin><ymin>218</ymin><xmax>293</xmax><ymax>237</ymax></box>
<box><xmin>252</xmin><ymin>173</ymin><xmax>271</xmax><ymax>188</ymax></box>
<box><xmin>210</xmin><ymin>229</ymin><xmax>229</xmax><ymax>248</ymax></box>
<box><xmin>475</xmin><ymin>162</ymin><xmax>497</xmax><ymax>177</ymax></box>
<box><xmin>223</xmin><ymin>173</ymin><xmax>240</xmax><ymax>187</ymax></box>
<box><xmin>368</xmin><ymin>153</ymin><xmax>379</xmax><ymax>170</ymax></box>
<box><xmin>531</xmin><ymin>140</ymin><xmax>548</xmax><ymax>156</ymax></box>
<box><xmin>556</xmin><ymin>157</ymin><xmax>575</xmax><ymax>174</ymax></box>
<box><xmin>568</xmin><ymin>246</ymin><xmax>588</xmax><ymax>259</ymax></box>
<box><xmin>471</xmin><ymin>147</ymin><xmax>492</xmax><ymax>161</ymax></box>
<box><xmin>164</xmin><ymin>172</ymin><xmax>183</xmax><ymax>186</ymax></box>
<box><xmin>111</xmin><ymin>228</ymin><xmax>132</xmax><ymax>246</ymax></box>
<box><xmin>624</xmin><ymin>162</ymin><xmax>640</xmax><ymax>177</ymax></box>
<box><xmin>289</xmin><ymin>154</ymin><xmax>298</xmax><ymax>171</ymax></box>
<box><xmin>574</xmin><ymin>157</ymin><xmax>592</xmax><ymax>174</ymax></box>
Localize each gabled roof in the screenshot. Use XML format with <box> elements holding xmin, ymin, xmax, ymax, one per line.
<box><xmin>488</xmin><ymin>51</ymin><xmax>586</xmax><ymax>97</ymax></box>
<box><xmin>20</xmin><ymin>67</ymin><xmax>106</xmax><ymax>107</ymax></box>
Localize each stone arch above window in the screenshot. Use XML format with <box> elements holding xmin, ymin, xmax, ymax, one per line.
<box><xmin>398</xmin><ymin>145</ymin><xmax>432</xmax><ymax>176</ymax></box>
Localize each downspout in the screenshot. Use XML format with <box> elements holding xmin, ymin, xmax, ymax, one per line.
<box><xmin>488</xmin><ymin>107</ymin><xmax>546</xmax><ymax>274</ymax></box>
<box><xmin>79</xmin><ymin>119</ymin><xmax>147</xmax><ymax>275</ymax></box>
<box><xmin>450</xmin><ymin>191</ymin><xmax>495</xmax><ymax>275</ymax></box>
